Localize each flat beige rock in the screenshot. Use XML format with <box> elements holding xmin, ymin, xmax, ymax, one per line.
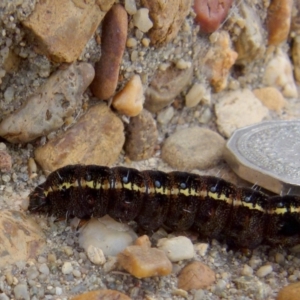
<box><xmin>22</xmin><ymin>0</ymin><xmax>115</xmax><ymax>62</ymax></box>
<box><xmin>34</xmin><ymin>103</ymin><xmax>124</xmax><ymax>174</ymax></box>
<box><xmin>0</xmin><ymin>210</ymin><xmax>45</xmax><ymax>268</ymax></box>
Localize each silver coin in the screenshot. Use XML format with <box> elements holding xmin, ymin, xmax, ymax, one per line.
<box><xmin>224</xmin><ymin>120</ymin><xmax>300</xmax><ymax>195</ymax></box>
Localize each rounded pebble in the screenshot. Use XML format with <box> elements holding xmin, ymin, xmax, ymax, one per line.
<box><xmin>253</xmin><ymin>87</ymin><xmax>286</xmax><ymax>112</ymax></box>
<box><xmin>161</xmin><ymin>127</ymin><xmax>225</xmax><ymax>170</ymax></box>
<box><xmin>256</xmin><ymin>265</ymin><xmax>273</xmax><ymax>278</ymax></box>
<box><xmin>61</xmin><ymin>262</ymin><xmax>73</xmax><ymax>275</ymax></box>
<box><xmin>178</xmin><ymin>261</ymin><xmax>216</xmax><ymax>291</ymax></box>
<box><xmin>13</xmin><ymin>283</ymin><xmax>30</xmax><ymax>300</ymax></box>
<box><xmin>157</xmin><ymin>236</ymin><xmax>194</xmax><ymax>262</ymax></box>
<box><xmin>86</xmin><ymin>245</ymin><xmax>106</xmax><ymax>265</ymax></box>
<box><xmin>185</xmin><ymin>83</ymin><xmax>207</xmax><ymax>108</ymax></box>
<box><xmin>124</xmin><ymin>0</ymin><xmax>137</xmax><ymax>15</ymax></box>
<box><xmin>194</xmin><ymin>0</ymin><xmax>234</xmax><ymax>33</ymax></box>
<box><xmin>157</xmin><ymin>106</ymin><xmax>175</xmax><ymax>125</ymax></box>
<box><xmin>241</xmin><ymin>264</ymin><xmax>254</xmax><ymax>276</ymax></box>
<box><xmin>79</xmin><ymin>216</ymin><xmax>137</xmax><ymax>256</ymax></box>
<box><xmin>38</xmin><ymin>263</ymin><xmax>50</xmax><ymax>275</ymax></box>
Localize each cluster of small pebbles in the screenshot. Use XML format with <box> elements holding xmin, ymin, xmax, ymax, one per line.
<box><xmin>1</xmin><ymin>0</ymin><xmax>300</xmax><ymax>299</ymax></box>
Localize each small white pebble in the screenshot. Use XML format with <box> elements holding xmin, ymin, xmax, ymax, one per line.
<box><xmin>176</xmin><ymin>58</ymin><xmax>191</xmax><ymax>70</ymax></box>
<box><xmin>141</xmin><ymin>38</ymin><xmax>150</xmax><ymax>47</ymax></box>
<box><xmin>185</xmin><ymin>83</ymin><xmax>206</xmax><ymax>108</ymax></box>
<box><xmin>38</xmin><ymin>263</ymin><xmax>50</xmax><ymax>275</ymax></box>
<box><xmin>275</xmin><ymin>253</ymin><xmax>285</xmax><ymax>265</ymax></box>
<box><xmin>61</xmin><ymin>262</ymin><xmax>73</xmax><ymax>275</ymax></box>
<box><xmin>157</xmin><ymin>236</ymin><xmax>194</xmax><ymax>262</ymax></box>
<box><xmin>133</xmin><ymin>8</ymin><xmax>153</xmax><ymax>33</ymax></box>
<box><xmin>172</xmin><ymin>288</ymin><xmax>188</xmax><ymax>298</ymax></box>
<box><xmin>55</xmin><ymin>287</ymin><xmax>63</xmax><ymax>295</ymax></box>
<box><xmin>157</xmin><ymin>107</ymin><xmax>174</xmax><ymax>125</ymax></box>
<box><xmin>63</xmin><ymin>246</ymin><xmax>73</xmax><ymax>256</ymax></box>
<box><xmin>87</xmin><ymin>245</ymin><xmax>106</xmax><ymax>265</ymax></box>
<box><xmin>194</xmin><ymin>243</ymin><xmax>209</xmax><ymax>257</ymax></box>
<box><xmin>256</xmin><ymin>265</ymin><xmax>273</xmax><ymax>278</ymax></box>
<box><xmin>0</xmin><ymin>142</ymin><xmax>6</xmax><ymax>151</ymax></box>
<box><xmin>103</xmin><ymin>256</ymin><xmax>118</xmax><ymax>273</ymax></box>
<box><xmin>241</xmin><ymin>264</ymin><xmax>253</xmax><ymax>276</ymax></box>
<box><xmin>72</xmin><ymin>269</ymin><xmax>81</xmax><ymax>278</ymax></box>
<box><xmin>198</xmin><ymin>107</ymin><xmax>212</xmax><ymax>124</ymax></box>
<box><xmin>124</xmin><ymin>0</ymin><xmax>137</xmax><ymax>15</ymax></box>
<box><xmin>126</xmin><ymin>37</ymin><xmax>138</xmax><ymax>48</ymax></box>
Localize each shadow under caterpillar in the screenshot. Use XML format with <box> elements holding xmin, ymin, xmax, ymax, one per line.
<box><xmin>28</xmin><ymin>164</ymin><xmax>300</xmax><ymax>250</ymax></box>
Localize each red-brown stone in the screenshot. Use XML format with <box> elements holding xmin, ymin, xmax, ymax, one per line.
<box><xmin>194</xmin><ymin>0</ymin><xmax>233</xmax><ymax>33</ymax></box>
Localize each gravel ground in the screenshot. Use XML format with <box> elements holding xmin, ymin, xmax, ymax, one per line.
<box><xmin>1</xmin><ymin>1</ymin><xmax>300</xmax><ymax>300</ymax></box>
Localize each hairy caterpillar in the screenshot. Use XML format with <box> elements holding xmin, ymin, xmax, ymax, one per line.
<box><xmin>28</xmin><ymin>164</ymin><xmax>300</xmax><ymax>250</ymax></box>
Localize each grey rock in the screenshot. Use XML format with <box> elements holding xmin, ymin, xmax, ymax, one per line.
<box><xmin>124</xmin><ymin>109</ymin><xmax>158</xmax><ymax>160</ymax></box>
<box><xmin>161</xmin><ymin>127</ymin><xmax>225</xmax><ymax>171</ymax></box>
<box><xmin>144</xmin><ymin>64</ymin><xmax>193</xmax><ymax>113</ymax></box>
<box><xmin>0</xmin><ymin>63</ymin><xmax>95</xmax><ymax>143</ymax></box>
<box><xmin>14</xmin><ymin>283</ymin><xmax>30</xmax><ymax>300</ymax></box>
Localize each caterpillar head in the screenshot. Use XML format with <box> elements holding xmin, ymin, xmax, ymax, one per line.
<box><xmin>28</xmin><ymin>183</ymin><xmax>49</xmax><ymax>213</ymax></box>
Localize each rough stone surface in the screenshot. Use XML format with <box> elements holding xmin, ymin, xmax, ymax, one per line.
<box><xmin>267</xmin><ymin>0</ymin><xmax>293</xmax><ymax>46</ymax></box>
<box><xmin>215</xmin><ymin>89</ymin><xmax>269</xmax><ymax>137</ymax></box>
<box><xmin>253</xmin><ymin>87</ymin><xmax>287</xmax><ymax>112</ymax></box>
<box><xmin>157</xmin><ymin>236</ymin><xmax>194</xmax><ymax>262</ymax></box>
<box><xmin>141</xmin><ymin>0</ymin><xmax>192</xmax><ymax>45</ymax></box>
<box><xmin>145</xmin><ymin>64</ymin><xmax>193</xmax><ymax>113</ymax></box>
<box><xmin>178</xmin><ymin>261</ymin><xmax>216</xmax><ymax>291</ymax></box>
<box><xmin>112</xmin><ymin>74</ymin><xmax>144</xmax><ymax>116</ymax></box>
<box><xmin>13</xmin><ymin>284</ymin><xmax>30</xmax><ymax>300</ymax></box>
<box><xmin>90</xmin><ymin>4</ymin><xmax>128</xmax><ymax>100</ymax></box>
<box><xmin>0</xmin><ymin>63</ymin><xmax>95</xmax><ymax>143</ymax></box>
<box><xmin>22</xmin><ymin>0</ymin><xmax>115</xmax><ymax>63</ymax></box>
<box><xmin>277</xmin><ymin>282</ymin><xmax>300</xmax><ymax>300</ymax></box>
<box><xmin>234</xmin><ymin>2</ymin><xmax>265</xmax><ymax>64</ymax></box>
<box><xmin>204</xmin><ymin>31</ymin><xmax>238</xmax><ymax>92</ymax></box>
<box><xmin>194</xmin><ymin>0</ymin><xmax>234</xmax><ymax>33</ymax></box>
<box><xmin>0</xmin><ymin>210</ymin><xmax>45</xmax><ymax>268</ymax></box>
<box><xmin>291</xmin><ymin>0</ymin><xmax>300</xmax><ymax>34</ymax></box>
<box><xmin>161</xmin><ymin>127</ymin><xmax>225</xmax><ymax>171</ymax></box>
<box><xmin>79</xmin><ymin>216</ymin><xmax>137</xmax><ymax>257</ymax></box>
<box><xmin>34</xmin><ymin>103</ymin><xmax>124</xmax><ymax>174</ymax></box>
<box><xmin>0</xmin><ymin>149</ymin><xmax>12</xmax><ymax>172</ymax></box>
<box><xmin>124</xmin><ymin>109</ymin><xmax>158</xmax><ymax>161</ymax></box>
<box><xmin>292</xmin><ymin>35</ymin><xmax>300</xmax><ymax>83</ymax></box>
<box><xmin>118</xmin><ymin>243</ymin><xmax>172</xmax><ymax>278</ymax></box>
<box><xmin>71</xmin><ymin>289</ymin><xmax>131</xmax><ymax>300</ymax></box>
<box><xmin>263</xmin><ymin>49</ymin><xmax>298</xmax><ymax>98</ymax></box>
